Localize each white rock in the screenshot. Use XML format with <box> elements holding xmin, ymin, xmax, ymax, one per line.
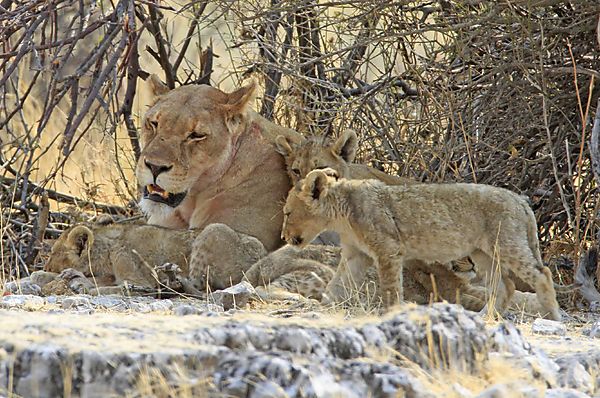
<box><xmin>129</xmin><ymin>301</ymin><xmax>152</xmax><ymax>313</ymax></box>
<box><xmin>0</xmin><ymin>294</ymin><xmax>45</xmax><ymax>310</ymax></box>
<box><xmin>30</xmin><ymin>271</ymin><xmax>58</xmax><ymax>287</ymax></box>
<box><xmin>4</xmin><ymin>279</ymin><xmax>42</xmax><ymax>296</ymax></box>
<box><xmin>173</xmin><ymin>303</ymin><xmax>223</xmax><ymax>316</ymax></box>
<box><xmin>90</xmin><ymin>296</ymin><xmax>127</xmax><ymax>310</ymax></box>
<box><xmin>148</xmin><ymin>299</ymin><xmax>174</xmax><ymax>312</ymax></box>
<box><xmin>588</xmin><ymin>320</ymin><xmax>600</xmax><ymax>338</ymax></box>
<box><xmin>61</xmin><ymin>296</ymin><xmax>91</xmax><ymax>310</ymax></box>
<box><xmin>476</xmin><ymin>383</ymin><xmax>540</xmax><ymax>398</ymax></box>
<box><xmin>210</xmin><ymin>281</ymin><xmax>255</xmax><ymax>310</ymax></box>
<box><xmin>531</xmin><ymin>318</ymin><xmax>566</xmax><ymax>336</ymax></box>
<box><xmin>545</xmin><ymin>388</ymin><xmax>591</xmax><ymax>398</ymax></box>
<box><xmin>558</xmin><ymin>361</ymin><xmax>594</xmax><ymax>395</ymax></box>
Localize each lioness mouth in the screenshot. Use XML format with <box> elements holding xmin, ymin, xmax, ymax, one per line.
<box><xmin>143</xmin><ymin>184</ymin><xmax>187</xmax><ymax>207</ymax></box>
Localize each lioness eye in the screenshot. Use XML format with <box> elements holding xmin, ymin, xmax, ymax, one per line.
<box><xmin>292</xmin><ymin>168</ymin><xmax>301</xmax><ymax>176</ymax></box>
<box><xmin>187</xmin><ymin>131</ymin><xmax>207</xmax><ymax>141</ymax></box>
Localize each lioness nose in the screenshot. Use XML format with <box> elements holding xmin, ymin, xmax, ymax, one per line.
<box><xmin>144</xmin><ymin>160</ymin><xmax>173</xmax><ymax>179</ymax></box>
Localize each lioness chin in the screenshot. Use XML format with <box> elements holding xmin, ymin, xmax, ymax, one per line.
<box><xmin>282</xmin><ymin>169</ymin><xmax>561</xmax><ymax>321</ymax></box>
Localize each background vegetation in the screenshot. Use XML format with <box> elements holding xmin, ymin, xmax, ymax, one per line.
<box><xmin>1</xmin><ymin>0</ymin><xmax>598</xmax><ymax>285</ymax></box>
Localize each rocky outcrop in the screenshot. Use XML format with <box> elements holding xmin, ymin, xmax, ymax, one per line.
<box><xmin>0</xmin><ymin>302</ymin><xmax>486</xmax><ymax>397</ymax></box>
<box><xmin>0</xmin><ymin>296</ymin><xmax>597</xmax><ymax>397</ymax></box>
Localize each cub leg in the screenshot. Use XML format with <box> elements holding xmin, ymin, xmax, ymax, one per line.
<box><xmin>189</xmin><ymin>223</ymin><xmax>267</xmax><ymax>291</ymax></box>
<box><xmin>323</xmin><ymin>244</ymin><xmax>372</xmax><ymax>305</ymax></box>
<box><xmin>111</xmin><ymin>251</ymin><xmax>157</xmax><ymax>288</ymax></box>
<box><xmin>376</xmin><ymin>254</ymin><xmax>404</xmax><ymax>310</ymax></box>
<box><xmin>497</xmin><ymin>245</ymin><xmax>561</xmax><ymax>321</ymax></box>
<box><xmin>257</xmin><ymin>259</ymin><xmax>334</xmax><ymax>300</ymax></box>
<box><xmin>469</xmin><ymin>250</ymin><xmax>513</xmax><ymax>316</ymax></box>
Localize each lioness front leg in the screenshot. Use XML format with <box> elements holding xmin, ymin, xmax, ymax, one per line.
<box><xmin>189</xmin><ymin>223</ymin><xmax>267</xmax><ymax>292</ymax></box>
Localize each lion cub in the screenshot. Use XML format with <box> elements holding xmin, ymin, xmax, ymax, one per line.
<box><xmin>45</xmin><ymin>223</ymin><xmax>196</xmax><ymax>288</ymax></box>
<box><xmin>45</xmin><ymin>221</ymin><xmax>336</xmax><ymax>300</ymax></box>
<box><xmin>282</xmin><ymin>169</ymin><xmax>561</xmax><ymax>320</ymax></box>
<box><xmin>276</xmin><ymin>129</ymin><xmax>405</xmax><ymax>185</ymax></box>
<box><xmin>276</xmin><ymin>129</ymin><xmax>478</xmax><ymax>306</ymax></box>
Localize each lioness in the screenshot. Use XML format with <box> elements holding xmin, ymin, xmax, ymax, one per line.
<box><xmin>136</xmin><ymin>76</ymin><xmax>301</xmax><ymax>252</ymax></box>
<box><xmin>282</xmin><ymin>169</ymin><xmax>561</xmax><ymax>320</ymax></box>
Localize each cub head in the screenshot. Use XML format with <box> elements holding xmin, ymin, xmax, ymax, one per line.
<box><xmin>44</xmin><ymin>225</ymin><xmax>94</xmax><ymax>273</ymax></box>
<box><xmin>136</xmin><ymin>76</ymin><xmax>257</xmax><ymax>215</ymax></box>
<box><xmin>275</xmin><ymin>129</ymin><xmax>358</xmax><ymax>184</ymax></box>
<box><xmin>282</xmin><ymin>168</ymin><xmax>339</xmax><ymax>248</ymax></box>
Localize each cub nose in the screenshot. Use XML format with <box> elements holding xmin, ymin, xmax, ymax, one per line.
<box><xmin>290</xmin><ymin>236</ymin><xmax>303</xmax><ymax>246</ymax></box>
<box><xmin>144</xmin><ymin>160</ymin><xmax>173</xmax><ymax>180</ymax></box>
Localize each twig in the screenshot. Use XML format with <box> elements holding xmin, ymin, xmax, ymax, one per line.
<box><xmin>591</xmin><ymin>97</ymin><xmax>600</xmax><ymax>184</ymax></box>
<box><xmin>1</xmin><ymin>177</ymin><xmax>128</xmax><ymax>215</ymax></box>
<box><xmin>24</xmin><ymin>191</ymin><xmax>49</xmax><ymax>265</ymax></box>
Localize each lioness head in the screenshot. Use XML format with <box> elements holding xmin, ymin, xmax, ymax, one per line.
<box><xmin>275</xmin><ymin>129</ymin><xmax>358</xmax><ymax>184</ymax></box>
<box><xmin>44</xmin><ymin>225</ymin><xmax>94</xmax><ymax>274</ymax></box>
<box><xmin>136</xmin><ymin>76</ymin><xmax>257</xmax><ymax>216</ymax></box>
<box><xmin>282</xmin><ymin>168</ymin><xmax>339</xmax><ymax>248</ymax></box>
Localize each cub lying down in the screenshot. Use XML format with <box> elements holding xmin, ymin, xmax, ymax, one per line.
<box><xmin>45</xmin><ymin>223</ymin><xmax>195</xmax><ymax>288</ymax></box>
<box><xmin>282</xmin><ymin>168</ymin><xmax>561</xmax><ymax>320</ymax></box>
<box><xmin>45</xmin><ymin>222</ymin><xmax>334</xmax><ymax>300</ymax></box>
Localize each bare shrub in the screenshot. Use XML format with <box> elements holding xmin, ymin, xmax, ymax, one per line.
<box><xmin>0</xmin><ymin>0</ymin><xmax>598</xmax><ymax>284</ymax></box>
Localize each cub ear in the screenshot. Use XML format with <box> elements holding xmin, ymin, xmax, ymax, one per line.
<box><xmin>148</xmin><ymin>74</ymin><xmax>170</xmax><ymax>98</ymax></box>
<box><xmin>320</xmin><ymin>167</ymin><xmax>340</xmax><ymax>180</ymax></box>
<box><xmin>66</xmin><ymin>225</ymin><xmax>94</xmax><ymax>257</ymax></box>
<box><xmin>331</xmin><ymin>129</ymin><xmax>358</xmax><ymax>163</ymax></box>
<box><xmin>275</xmin><ymin>135</ymin><xmax>294</xmax><ymax>157</ymax></box>
<box><xmin>302</xmin><ymin>169</ymin><xmax>335</xmax><ymax>201</ymax></box>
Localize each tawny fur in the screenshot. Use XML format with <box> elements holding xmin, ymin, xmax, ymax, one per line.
<box><xmin>137</xmin><ymin>77</ymin><xmax>302</xmax><ymax>251</ymax></box>
<box><xmin>282</xmin><ymin>169</ymin><xmax>561</xmax><ymax>320</ymax></box>
<box><xmin>45</xmin><ymin>223</ymin><xmax>195</xmax><ymax>288</ymax></box>
<box><xmin>45</xmin><ymin>222</ymin><xmax>337</xmax><ymax>300</ymax></box>
<box><xmin>275</xmin><ymin>129</ymin><xmax>407</xmax><ymax>186</ymax></box>
<box><xmin>276</xmin><ymin>130</ymin><xmax>479</xmax><ymax>307</ymax></box>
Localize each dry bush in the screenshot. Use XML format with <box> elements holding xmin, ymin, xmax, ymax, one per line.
<box><xmin>0</xmin><ymin>0</ymin><xmax>598</xmax><ymax>283</ymax></box>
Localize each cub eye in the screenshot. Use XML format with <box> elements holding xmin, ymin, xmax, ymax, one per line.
<box><xmin>187</xmin><ymin>131</ymin><xmax>207</xmax><ymax>141</ymax></box>
<box><xmin>292</xmin><ymin>168</ymin><xmax>301</xmax><ymax>176</ymax></box>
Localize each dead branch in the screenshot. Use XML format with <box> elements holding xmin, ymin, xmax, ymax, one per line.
<box><xmin>591</xmin><ymin>97</ymin><xmax>600</xmax><ymax>184</ymax></box>
<box><xmin>574</xmin><ymin>247</ymin><xmax>600</xmax><ymax>306</ymax></box>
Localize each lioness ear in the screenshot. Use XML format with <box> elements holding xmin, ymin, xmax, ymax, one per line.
<box><xmin>146</xmin><ymin>73</ymin><xmax>171</xmax><ymax>103</ymax></box>
<box><xmin>226</xmin><ymin>80</ymin><xmax>256</xmax><ymax>113</ymax></box>
<box><xmin>66</xmin><ymin>225</ymin><xmax>94</xmax><ymax>257</ymax></box>
<box><xmin>302</xmin><ymin>170</ymin><xmax>331</xmax><ymax>201</ymax></box>
<box><xmin>275</xmin><ymin>135</ymin><xmax>294</xmax><ymax>157</ymax></box>
<box><xmin>224</xmin><ymin>80</ymin><xmax>257</xmax><ymax>133</ymax></box>
<box><xmin>331</xmin><ymin>129</ymin><xmax>358</xmax><ymax>163</ymax></box>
